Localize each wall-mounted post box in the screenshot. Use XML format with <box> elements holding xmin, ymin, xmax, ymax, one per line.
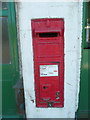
<box><xmin>31</xmin><ymin>18</ymin><xmax>64</xmax><ymax>107</ymax></box>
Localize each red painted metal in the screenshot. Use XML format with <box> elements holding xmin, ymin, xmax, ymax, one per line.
<box><xmin>31</xmin><ymin>18</ymin><xmax>64</xmax><ymax>107</ymax></box>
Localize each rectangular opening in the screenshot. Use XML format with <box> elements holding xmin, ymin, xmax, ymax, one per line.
<box><xmin>37</xmin><ymin>32</ymin><xmax>60</xmax><ymax>38</ymax></box>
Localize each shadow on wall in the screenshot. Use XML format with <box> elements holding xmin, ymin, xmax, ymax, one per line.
<box><xmin>13</xmin><ymin>77</ymin><xmax>26</xmax><ymax>115</ymax></box>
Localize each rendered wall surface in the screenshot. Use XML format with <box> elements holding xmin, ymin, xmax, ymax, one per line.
<box><xmin>16</xmin><ymin>1</ymin><xmax>82</xmax><ymax>118</ymax></box>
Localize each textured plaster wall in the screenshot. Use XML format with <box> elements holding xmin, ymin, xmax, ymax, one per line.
<box><xmin>16</xmin><ymin>1</ymin><xmax>83</xmax><ymax>118</ymax></box>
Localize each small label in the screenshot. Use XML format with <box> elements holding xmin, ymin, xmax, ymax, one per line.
<box><xmin>40</xmin><ymin>65</ymin><xmax>58</xmax><ymax>77</ymax></box>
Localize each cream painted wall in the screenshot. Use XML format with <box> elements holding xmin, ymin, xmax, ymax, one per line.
<box><xmin>16</xmin><ymin>1</ymin><xmax>83</xmax><ymax>118</ymax></box>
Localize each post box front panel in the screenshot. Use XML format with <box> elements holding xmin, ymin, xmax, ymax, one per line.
<box><xmin>31</xmin><ymin>18</ymin><xmax>64</xmax><ymax>107</ymax></box>
<box><xmin>37</xmin><ymin>43</ymin><xmax>62</xmax><ymax>57</ymax></box>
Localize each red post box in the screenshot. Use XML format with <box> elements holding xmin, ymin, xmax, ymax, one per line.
<box><xmin>31</xmin><ymin>18</ymin><xmax>64</xmax><ymax>107</ymax></box>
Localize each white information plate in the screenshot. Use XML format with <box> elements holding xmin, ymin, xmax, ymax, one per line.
<box><xmin>40</xmin><ymin>65</ymin><xmax>58</xmax><ymax>77</ymax></box>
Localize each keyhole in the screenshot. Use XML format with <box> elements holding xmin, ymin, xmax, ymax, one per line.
<box><xmin>43</xmin><ymin>86</ymin><xmax>48</xmax><ymax>89</ymax></box>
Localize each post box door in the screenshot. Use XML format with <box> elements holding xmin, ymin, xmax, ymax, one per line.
<box><xmin>31</xmin><ymin>18</ymin><xmax>64</xmax><ymax>107</ymax></box>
